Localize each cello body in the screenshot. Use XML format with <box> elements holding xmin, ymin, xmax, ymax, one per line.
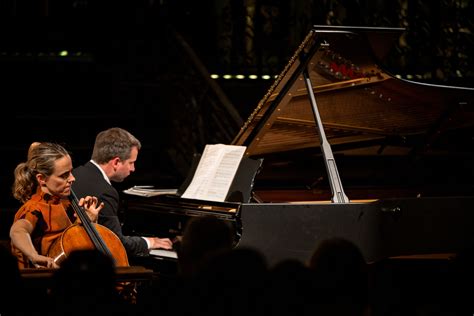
<box><xmin>48</xmin><ymin>222</ymin><xmax>129</xmax><ymax>267</ymax></box>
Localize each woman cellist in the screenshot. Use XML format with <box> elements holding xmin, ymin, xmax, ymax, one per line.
<box><xmin>9</xmin><ymin>142</ymin><xmax>124</xmax><ymax>268</ymax></box>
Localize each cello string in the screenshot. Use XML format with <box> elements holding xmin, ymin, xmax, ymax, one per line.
<box><xmin>70</xmin><ymin>190</ymin><xmax>114</xmax><ymax>260</ymax></box>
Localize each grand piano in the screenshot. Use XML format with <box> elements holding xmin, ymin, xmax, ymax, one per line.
<box><xmin>123</xmin><ymin>26</ymin><xmax>474</xmax><ymax>267</ymax></box>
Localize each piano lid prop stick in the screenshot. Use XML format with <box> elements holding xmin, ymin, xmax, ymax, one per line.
<box><xmin>303</xmin><ymin>68</ymin><xmax>350</xmax><ymax>203</ymax></box>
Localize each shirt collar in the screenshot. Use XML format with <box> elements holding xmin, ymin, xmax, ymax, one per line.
<box><xmin>90</xmin><ymin>159</ymin><xmax>111</xmax><ymax>185</ymax></box>
<box><xmin>32</xmin><ymin>186</ymin><xmax>62</xmax><ymax>204</ymax></box>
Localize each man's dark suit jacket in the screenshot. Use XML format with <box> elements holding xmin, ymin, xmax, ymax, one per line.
<box><xmin>72</xmin><ymin>161</ymin><xmax>148</xmax><ymax>257</ymax></box>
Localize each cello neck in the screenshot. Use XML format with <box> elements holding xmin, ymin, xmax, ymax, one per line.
<box><xmin>69</xmin><ymin>190</ymin><xmax>114</xmax><ymax>261</ymax></box>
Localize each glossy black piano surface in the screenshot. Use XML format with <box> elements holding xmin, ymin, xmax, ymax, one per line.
<box><xmin>123</xmin><ymin>26</ymin><xmax>474</xmax><ymax>266</ymax></box>
<box><xmin>123</xmin><ymin>194</ymin><xmax>241</xmax><ymax>243</ymax></box>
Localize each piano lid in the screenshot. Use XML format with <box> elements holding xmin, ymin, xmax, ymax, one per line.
<box><xmin>232</xmin><ymin>25</ymin><xmax>474</xmax><ymax>158</ymax></box>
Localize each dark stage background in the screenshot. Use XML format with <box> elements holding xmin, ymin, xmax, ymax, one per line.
<box><xmin>0</xmin><ymin>0</ymin><xmax>473</xmax><ymax>213</ymax></box>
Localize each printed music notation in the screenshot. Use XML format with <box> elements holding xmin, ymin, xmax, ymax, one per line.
<box><xmin>180</xmin><ymin>144</ymin><xmax>246</xmax><ymax>202</ymax></box>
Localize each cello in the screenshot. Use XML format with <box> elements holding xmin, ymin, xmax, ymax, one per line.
<box><xmin>48</xmin><ymin>189</ymin><xmax>129</xmax><ymax>267</ymax></box>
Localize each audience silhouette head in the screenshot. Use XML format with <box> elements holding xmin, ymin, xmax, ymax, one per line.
<box><xmin>49</xmin><ymin>249</ymin><xmax>120</xmax><ymax>316</ymax></box>
<box><xmin>177</xmin><ymin>215</ymin><xmax>234</xmax><ymax>277</ymax></box>
<box><xmin>308</xmin><ymin>237</ymin><xmax>369</xmax><ymax>316</ymax></box>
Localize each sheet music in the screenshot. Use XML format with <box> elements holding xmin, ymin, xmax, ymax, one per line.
<box><xmin>123</xmin><ymin>187</ymin><xmax>178</xmax><ymax>197</ymax></box>
<box><xmin>149</xmin><ymin>249</ymin><xmax>178</xmax><ymax>259</ymax></box>
<box><xmin>181</xmin><ymin>144</ymin><xmax>246</xmax><ymax>202</ymax></box>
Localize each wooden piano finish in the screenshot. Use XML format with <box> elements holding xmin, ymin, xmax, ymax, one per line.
<box><xmin>123</xmin><ymin>26</ymin><xmax>474</xmax><ymax>267</ymax></box>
